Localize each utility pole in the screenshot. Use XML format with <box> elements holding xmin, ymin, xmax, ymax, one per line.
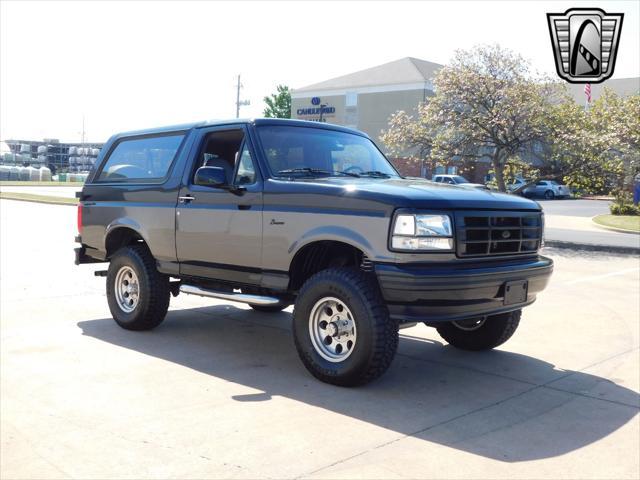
<box><xmin>235</xmin><ymin>74</ymin><xmax>250</xmax><ymax>118</ymax></box>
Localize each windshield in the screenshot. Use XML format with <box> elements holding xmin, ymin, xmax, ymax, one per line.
<box><xmin>451</xmin><ymin>175</ymin><xmax>469</xmax><ymax>184</ymax></box>
<box><xmin>257</xmin><ymin>126</ymin><xmax>399</xmax><ymax>178</ymax></box>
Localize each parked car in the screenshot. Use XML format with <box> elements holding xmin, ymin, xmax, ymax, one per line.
<box><xmin>524</xmin><ymin>180</ymin><xmax>571</xmax><ymax>200</ymax></box>
<box><xmin>75</xmin><ymin>119</ymin><xmax>553</xmax><ymax>386</ymax></box>
<box><xmin>432</xmin><ymin>174</ymin><xmax>489</xmax><ymax>190</ymax></box>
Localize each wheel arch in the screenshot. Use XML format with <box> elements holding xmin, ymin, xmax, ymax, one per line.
<box><xmin>104</xmin><ymin>221</ymin><xmax>149</xmax><ymax>259</ymax></box>
<box><xmin>288</xmin><ymin>238</ymin><xmax>371</xmax><ymax>291</ymax></box>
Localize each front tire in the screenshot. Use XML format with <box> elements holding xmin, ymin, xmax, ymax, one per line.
<box><xmin>106</xmin><ymin>245</ymin><xmax>170</xmax><ymax>331</ymax></box>
<box><xmin>292</xmin><ymin>268</ymin><xmax>398</xmax><ymax>387</ymax></box>
<box><xmin>435</xmin><ymin>310</ymin><xmax>521</xmax><ymax>351</ymax></box>
<box><xmin>544</xmin><ymin>190</ymin><xmax>555</xmax><ymax>200</ymax></box>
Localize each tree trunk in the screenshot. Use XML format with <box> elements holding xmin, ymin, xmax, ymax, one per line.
<box><xmin>492</xmin><ymin>150</ymin><xmax>507</xmax><ymax>192</ymax></box>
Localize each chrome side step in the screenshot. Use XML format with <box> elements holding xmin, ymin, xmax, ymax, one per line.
<box><xmin>179</xmin><ymin>284</ymin><xmax>281</xmax><ymax>306</ymax></box>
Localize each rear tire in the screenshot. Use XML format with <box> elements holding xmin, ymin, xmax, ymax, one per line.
<box><xmin>292</xmin><ymin>268</ymin><xmax>398</xmax><ymax>386</ymax></box>
<box><xmin>544</xmin><ymin>190</ymin><xmax>555</xmax><ymax>200</ymax></box>
<box><xmin>250</xmin><ymin>303</ymin><xmax>289</xmax><ymax>313</ymax></box>
<box><xmin>106</xmin><ymin>245</ymin><xmax>170</xmax><ymax>331</ymax></box>
<box><xmin>435</xmin><ymin>310</ymin><xmax>521</xmax><ymax>351</ymax></box>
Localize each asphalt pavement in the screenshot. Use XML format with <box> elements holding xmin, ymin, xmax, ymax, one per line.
<box><xmin>1</xmin><ymin>199</ymin><xmax>638</xmax><ymax>479</ymax></box>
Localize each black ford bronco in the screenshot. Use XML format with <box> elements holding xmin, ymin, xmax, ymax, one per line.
<box><xmin>76</xmin><ymin>118</ymin><xmax>553</xmax><ymax>386</ymax></box>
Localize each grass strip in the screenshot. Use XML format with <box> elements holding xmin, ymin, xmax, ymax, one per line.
<box><xmin>0</xmin><ymin>181</ymin><xmax>84</xmax><ymax>187</ymax></box>
<box><xmin>0</xmin><ymin>191</ymin><xmax>77</xmax><ymax>206</ymax></box>
<box><xmin>592</xmin><ymin>214</ymin><xmax>640</xmax><ymax>233</ymax></box>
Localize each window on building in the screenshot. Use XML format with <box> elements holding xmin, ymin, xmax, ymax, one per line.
<box><xmin>345</xmin><ymin>91</ymin><xmax>358</xmax><ymax>107</ymax></box>
<box><xmin>97</xmin><ymin>133</ymin><xmax>184</xmax><ymax>182</ymax></box>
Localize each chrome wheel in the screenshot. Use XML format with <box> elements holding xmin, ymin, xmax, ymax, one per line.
<box><xmin>114</xmin><ymin>266</ymin><xmax>140</xmax><ymax>313</ymax></box>
<box><xmin>452</xmin><ymin>317</ymin><xmax>486</xmax><ymax>331</ymax></box>
<box><xmin>309</xmin><ymin>296</ymin><xmax>357</xmax><ymax>363</ymax></box>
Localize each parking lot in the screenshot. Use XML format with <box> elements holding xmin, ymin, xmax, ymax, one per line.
<box><xmin>1</xmin><ymin>199</ymin><xmax>638</xmax><ymax>479</ymax></box>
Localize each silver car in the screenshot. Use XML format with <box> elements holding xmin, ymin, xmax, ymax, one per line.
<box><xmin>432</xmin><ymin>174</ymin><xmax>489</xmax><ymax>190</ymax></box>
<box><xmin>524</xmin><ymin>180</ymin><xmax>571</xmax><ymax>199</ymax></box>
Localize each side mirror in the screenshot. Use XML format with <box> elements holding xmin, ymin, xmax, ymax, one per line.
<box><xmin>195</xmin><ymin>166</ymin><xmax>226</xmax><ymax>187</ymax></box>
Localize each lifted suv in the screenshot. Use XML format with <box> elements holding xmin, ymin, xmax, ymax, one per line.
<box><xmin>76</xmin><ymin>119</ymin><xmax>553</xmax><ymax>386</ymax></box>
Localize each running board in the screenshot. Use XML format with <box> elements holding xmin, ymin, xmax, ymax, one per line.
<box><xmin>179</xmin><ymin>284</ymin><xmax>281</xmax><ymax>306</ymax></box>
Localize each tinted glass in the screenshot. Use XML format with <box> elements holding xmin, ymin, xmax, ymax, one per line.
<box><xmin>234</xmin><ymin>143</ymin><xmax>256</xmax><ymax>185</ymax></box>
<box><xmin>98</xmin><ymin>134</ymin><xmax>184</xmax><ymax>182</ymax></box>
<box><xmin>451</xmin><ymin>175</ymin><xmax>469</xmax><ymax>183</ymax></box>
<box><xmin>257</xmin><ymin>126</ymin><xmax>398</xmax><ymax>177</ymax></box>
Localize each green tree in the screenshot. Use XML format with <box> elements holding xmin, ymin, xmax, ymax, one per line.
<box><xmin>381</xmin><ymin>45</ymin><xmax>554</xmax><ymax>191</ymax></box>
<box><xmin>263</xmin><ymin>85</ymin><xmax>291</xmax><ymax>118</ymax></box>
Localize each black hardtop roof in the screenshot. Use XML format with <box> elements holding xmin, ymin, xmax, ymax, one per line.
<box><xmin>110</xmin><ymin>118</ymin><xmax>369</xmax><ymax>141</ymax></box>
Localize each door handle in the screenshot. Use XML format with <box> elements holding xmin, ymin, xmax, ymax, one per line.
<box><xmin>178</xmin><ymin>195</ymin><xmax>195</xmax><ymax>204</ymax></box>
<box><xmin>237</xmin><ymin>204</ymin><xmax>251</xmax><ymax>210</ymax></box>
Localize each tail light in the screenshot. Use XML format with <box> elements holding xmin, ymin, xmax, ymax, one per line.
<box><xmin>77</xmin><ymin>204</ymin><xmax>83</xmax><ymax>234</ymax></box>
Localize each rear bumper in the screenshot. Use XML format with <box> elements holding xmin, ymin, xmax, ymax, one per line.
<box><xmin>75</xmin><ymin>236</ymin><xmax>105</xmax><ymax>265</ymax></box>
<box><xmin>375</xmin><ymin>255</ymin><xmax>553</xmax><ymax>324</ymax></box>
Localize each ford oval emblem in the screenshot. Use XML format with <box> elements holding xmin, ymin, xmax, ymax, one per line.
<box><xmin>311</xmin><ymin>97</ymin><xmax>321</xmax><ymax>106</ymax></box>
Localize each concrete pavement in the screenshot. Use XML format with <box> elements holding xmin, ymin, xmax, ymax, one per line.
<box><xmin>539</xmin><ymin>200</ymin><xmax>639</xmax><ymax>251</ymax></box>
<box><xmin>1</xmin><ymin>199</ymin><xmax>639</xmax><ymax>479</ymax></box>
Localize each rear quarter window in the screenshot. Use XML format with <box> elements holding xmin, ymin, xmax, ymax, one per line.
<box><xmin>96</xmin><ymin>133</ymin><xmax>185</xmax><ymax>183</ymax></box>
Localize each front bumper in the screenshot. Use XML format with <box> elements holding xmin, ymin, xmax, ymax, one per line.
<box><xmin>375</xmin><ymin>255</ymin><xmax>553</xmax><ymax>324</ymax></box>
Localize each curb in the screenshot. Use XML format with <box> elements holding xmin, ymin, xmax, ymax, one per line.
<box><xmin>0</xmin><ymin>196</ymin><xmax>76</xmax><ymax>207</ymax></box>
<box><xmin>545</xmin><ymin>239</ymin><xmax>640</xmax><ymax>255</ymax></box>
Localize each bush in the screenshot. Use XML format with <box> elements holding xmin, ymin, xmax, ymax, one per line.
<box><xmin>610</xmin><ymin>191</ymin><xmax>640</xmax><ymax>215</ymax></box>
<box><xmin>610</xmin><ymin>203</ymin><xmax>640</xmax><ymax>215</ymax></box>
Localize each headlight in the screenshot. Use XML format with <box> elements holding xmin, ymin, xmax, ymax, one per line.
<box><xmin>391</xmin><ymin>214</ymin><xmax>453</xmax><ymax>251</ymax></box>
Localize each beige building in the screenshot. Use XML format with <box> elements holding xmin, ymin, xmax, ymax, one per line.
<box><xmin>292</xmin><ymin>57</ymin><xmax>639</xmax><ymax>178</ymax></box>
<box><xmin>291</xmin><ymin>57</ymin><xmax>441</xmax><ymax>142</ymax></box>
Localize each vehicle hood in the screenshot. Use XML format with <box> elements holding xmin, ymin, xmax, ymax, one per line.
<box><xmin>297</xmin><ymin>177</ymin><xmax>541</xmax><ymax>210</ymax></box>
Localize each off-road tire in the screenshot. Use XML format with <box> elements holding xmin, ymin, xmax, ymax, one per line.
<box><xmin>435</xmin><ymin>310</ymin><xmax>521</xmax><ymax>351</ymax></box>
<box><xmin>250</xmin><ymin>303</ymin><xmax>289</xmax><ymax>313</ymax></box>
<box><xmin>106</xmin><ymin>245</ymin><xmax>170</xmax><ymax>331</ymax></box>
<box><xmin>292</xmin><ymin>268</ymin><xmax>398</xmax><ymax>386</ymax></box>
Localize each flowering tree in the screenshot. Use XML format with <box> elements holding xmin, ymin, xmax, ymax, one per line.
<box><xmin>544</xmin><ymin>88</ymin><xmax>639</xmax><ymax>193</ymax></box>
<box><xmin>381</xmin><ymin>45</ymin><xmax>553</xmax><ymax>191</ymax></box>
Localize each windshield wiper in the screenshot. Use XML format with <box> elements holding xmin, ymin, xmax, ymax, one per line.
<box><xmin>360</xmin><ymin>170</ymin><xmax>392</xmax><ymax>178</ymax></box>
<box><xmin>277</xmin><ymin>167</ymin><xmax>360</xmax><ymax>178</ymax></box>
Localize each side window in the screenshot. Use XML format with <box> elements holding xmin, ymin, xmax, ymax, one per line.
<box><xmin>97</xmin><ymin>134</ymin><xmax>184</xmax><ymax>182</ymax></box>
<box><xmin>434</xmin><ymin>176</ymin><xmax>442</xmax><ymax>182</ymax></box>
<box><xmin>234</xmin><ymin>143</ymin><xmax>256</xmax><ymax>185</ymax></box>
<box><xmin>537</xmin><ymin>181</ymin><xmax>546</xmax><ymax>186</ymax></box>
<box><xmin>194</xmin><ymin>129</ymin><xmax>245</xmax><ymax>184</ymax></box>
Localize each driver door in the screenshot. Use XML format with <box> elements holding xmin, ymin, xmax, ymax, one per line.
<box><xmin>176</xmin><ymin>126</ymin><xmax>263</xmax><ymax>284</ymax></box>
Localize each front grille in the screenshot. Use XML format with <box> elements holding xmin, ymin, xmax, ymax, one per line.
<box><xmin>455</xmin><ymin>212</ymin><xmax>542</xmax><ymax>257</ymax></box>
